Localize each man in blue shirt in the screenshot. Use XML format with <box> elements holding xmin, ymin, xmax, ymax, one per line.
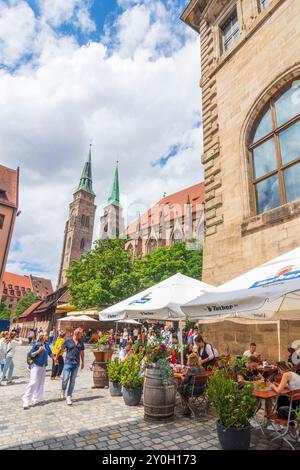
<box><xmin>56</xmin><ymin>327</ymin><xmax>85</xmax><ymax>405</ymax></box>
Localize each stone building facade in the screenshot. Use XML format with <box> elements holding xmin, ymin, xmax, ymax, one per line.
<box><xmin>124</xmin><ymin>182</ymin><xmax>205</xmax><ymax>257</ymax></box>
<box><xmin>57</xmin><ymin>146</ymin><xmax>96</xmax><ymax>288</ymax></box>
<box><xmin>1</xmin><ymin>272</ymin><xmax>53</xmax><ymax>311</ymax></box>
<box><xmin>0</xmin><ymin>165</ymin><xmax>19</xmax><ymax>285</ymax></box>
<box><xmin>181</xmin><ymin>0</ymin><xmax>300</xmax><ymax>285</ymax></box>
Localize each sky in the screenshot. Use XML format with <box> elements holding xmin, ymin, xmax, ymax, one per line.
<box><xmin>0</xmin><ymin>0</ymin><xmax>203</xmax><ymax>287</ymax></box>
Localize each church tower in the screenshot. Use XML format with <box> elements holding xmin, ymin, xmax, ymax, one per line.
<box><xmin>99</xmin><ymin>163</ymin><xmax>124</xmax><ymax>240</ymax></box>
<box><xmin>57</xmin><ymin>145</ymin><xmax>97</xmax><ymax>288</ymax></box>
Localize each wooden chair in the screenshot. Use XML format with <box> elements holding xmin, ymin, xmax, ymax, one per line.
<box><xmin>268</xmin><ymin>388</ymin><xmax>300</xmax><ymax>450</ymax></box>
<box><xmin>185</xmin><ymin>374</ymin><xmax>210</xmax><ymax>418</ymax></box>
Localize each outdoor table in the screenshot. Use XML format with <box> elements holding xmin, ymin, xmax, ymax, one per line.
<box><xmin>173</xmin><ymin>369</ymin><xmax>212</xmax><ymax>384</ymax></box>
<box><xmin>257</xmin><ymin>366</ymin><xmax>278</xmax><ymax>379</ymax></box>
<box><xmin>252</xmin><ymin>386</ymin><xmax>290</xmax><ymax>432</ymax></box>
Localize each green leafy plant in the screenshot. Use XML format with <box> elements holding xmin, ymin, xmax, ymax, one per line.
<box><xmin>107</xmin><ymin>358</ymin><xmax>123</xmax><ymax>383</ymax></box>
<box><xmin>144</xmin><ymin>340</ymin><xmax>173</xmax><ymax>386</ymax></box>
<box><xmin>228</xmin><ymin>355</ymin><xmax>249</xmax><ymax>378</ymax></box>
<box><xmin>207</xmin><ymin>368</ymin><xmax>256</xmax><ymax>429</ymax></box>
<box><xmin>93</xmin><ymin>334</ymin><xmax>112</xmax><ymax>350</ymax></box>
<box><xmin>120</xmin><ymin>354</ymin><xmax>144</xmax><ymax>389</ymax></box>
<box><xmin>295</xmin><ymin>407</ymin><xmax>300</xmax><ymax>422</ymax></box>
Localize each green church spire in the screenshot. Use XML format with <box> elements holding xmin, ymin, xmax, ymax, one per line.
<box><xmin>75</xmin><ymin>145</ymin><xmax>95</xmax><ymax>196</ymax></box>
<box><xmin>108</xmin><ymin>162</ymin><xmax>120</xmax><ymax>207</ymax></box>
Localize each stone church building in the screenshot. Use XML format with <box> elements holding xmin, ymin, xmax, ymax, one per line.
<box><xmin>182</xmin><ymin>0</ymin><xmax>300</xmax><ymax>286</ymax></box>
<box><xmin>124</xmin><ymin>182</ymin><xmax>205</xmax><ymax>257</ymax></box>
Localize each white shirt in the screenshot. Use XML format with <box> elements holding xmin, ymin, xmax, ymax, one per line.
<box><xmin>289</xmin><ymin>372</ymin><xmax>300</xmax><ymax>390</ymax></box>
<box><xmin>5</xmin><ymin>339</ymin><xmax>22</xmax><ymax>358</ymax></box>
<box><xmin>0</xmin><ymin>338</ymin><xmax>7</xmax><ymax>364</ymax></box>
<box><xmin>243</xmin><ymin>350</ymin><xmax>257</xmax><ymax>357</ymax></box>
<box><xmin>119</xmin><ymin>348</ymin><xmax>126</xmax><ymax>362</ymax></box>
<box><xmin>199</xmin><ymin>343</ymin><xmax>214</xmax><ymax>361</ymax></box>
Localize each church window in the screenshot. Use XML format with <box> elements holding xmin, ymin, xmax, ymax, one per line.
<box><xmin>0</xmin><ymin>214</ymin><xmax>4</xmax><ymax>229</ymax></box>
<box><xmin>67</xmin><ymin>238</ymin><xmax>71</xmax><ymax>249</ymax></box>
<box><xmin>147</xmin><ymin>238</ymin><xmax>157</xmax><ymax>254</ymax></box>
<box><xmin>220</xmin><ymin>9</ymin><xmax>239</xmax><ymax>53</ymax></box>
<box><xmin>248</xmin><ymin>81</ymin><xmax>300</xmax><ymax>214</ymax></box>
<box><xmin>80</xmin><ymin>238</ymin><xmax>85</xmax><ymax>249</ymax></box>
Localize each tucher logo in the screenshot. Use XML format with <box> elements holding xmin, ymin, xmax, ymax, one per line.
<box><xmin>129</xmin><ymin>293</ymin><xmax>152</xmax><ymax>305</ymax></box>
<box><xmin>250</xmin><ymin>265</ymin><xmax>300</xmax><ymax>288</ymax></box>
<box><xmin>207</xmin><ymin>304</ymin><xmax>236</xmax><ymax>312</ymax></box>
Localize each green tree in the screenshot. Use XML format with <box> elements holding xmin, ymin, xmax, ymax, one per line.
<box><xmin>67</xmin><ymin>239</ymin><xmax>137</xmax><ymax>309</ymax></box>
<box><xmin>14</xmin><ymin>292</ymin><xmax>39</xmax><ymax>320</ymax></box>
<box><xmin>0</xmin><ymin>301</ymin><xmax>11</xmax><ymax>320</ymax></box>
<box><xmin>133</xmin><ymin>242</ymin><xmax>202</xmax><ymax>290</ymax></box>
<box><xmin>67</xmin><ymin>240</ymin><xmax>203</xmax><ymax>309</ymax></box>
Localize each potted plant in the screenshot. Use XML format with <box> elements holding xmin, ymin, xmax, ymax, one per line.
<box><xmin>142</xmin><ymin>338</ymin><xmax>177</xmax><ymax>419</ymax></box>
<box><xmin>107</xmin><ymin>357</ymin><xmax>123</xmax><ymax>396</ymax></box>
<box><xmin>120</xmin><ymin>354</ymin><xmax>144</xmax><ymax>406</ymax></box>
<box><xmin>207</xmin><ymin>368</ymin><xmax>256</xmax><ymax>450</ymax></box>
<box><xmin>93</xmin><ymin>334</ymin><xmax>114</xmax><ymax>363</ymax></box>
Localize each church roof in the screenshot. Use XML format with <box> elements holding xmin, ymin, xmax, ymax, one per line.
<box><xmin>125</xmin><ymin>182</ymin><xmax>205</xmax><ymax>236</ymax></box>
<box><xmin>107</xmin><ymin>163</ymin><xmax>120</xmax><ymax>207</ymax></box>
<box><xmin>75</xmin><ymin>145</ymin><xmax>95</xmax><ymax>196</ymax></box>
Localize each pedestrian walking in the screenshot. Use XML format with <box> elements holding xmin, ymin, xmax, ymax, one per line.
<box><xmin>22</xmin><ymin>332</ymin><xmax>53</xmax><ymax>409</ymax></box>
<box><xmin>51</xmin><ymin>331</ymin><xmax>66</xmax><ymax>380</ymax></box>
<box><xmin>48</xmin><ymin>329</ymin><xmax>55</xmax><ymax>344</ymax></box>
<box><xmin>56</xmin><ymin>328</ymin><xmax>85</xmax><ymax>406</ymax></box>
<box><xmin>28</xmin><ymin>329</ymin><xmax>35</xmax><ymax>344</ymax></box>
<box><xmin>0</xmin><ymin>332</ymin><xmax>23</xmax><ymax>385</ymax></box>
<box><xmin>0</xmin><ymin>331</ymin><xmax>9</xmax><ymax>373</ymax></box>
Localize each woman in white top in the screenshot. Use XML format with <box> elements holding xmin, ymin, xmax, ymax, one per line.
<box><xmin>0</xmin><ymin>331</ymin><xmax>9</xmax><ymax>372</ymax></box>
<box><xmin>269</xmin><ymin>361</ymin><xmax>300</xmax><ymax>411</ymax></box>
<box><xmin>0</xmin><ymin>332</ymin><xmax>22</xmax><ymax>385</ymax></box>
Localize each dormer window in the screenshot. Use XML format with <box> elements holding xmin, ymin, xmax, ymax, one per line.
<box><xmin>0</xmin><ymin>214</ymin><xmax>4</xmax><ymax>229</ymax></box>
<box><xmin>0</xmin><ymin>190</ymin><xmax>7</xmax><ymax>199</ymax></box>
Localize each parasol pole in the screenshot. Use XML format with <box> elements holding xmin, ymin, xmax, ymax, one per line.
<box><xmin>179</xmin><ymin>320</ymin><xmax>184</xmax><ymax>365</ymax></box>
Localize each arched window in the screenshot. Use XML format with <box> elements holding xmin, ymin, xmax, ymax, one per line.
<box><xmin>80</xmin><ymin>238</ymin><xmax>85</xmax><ymax>250</ymax></box>
<box><xmin>249</xmin><ymin>81</ymin><xmax>300</xmax><ymax>214</ymax></box>
<box><xmin>147</xmin><ymin>238</ymin><xmax>157</xmax><ymax>254</ymax></box>
<box><xmin>67</xmin><ymin>237</ymin><xmax>72</xmax><ymax>249</ymax></box>
<box><xmin>172</xmin><ymin>229</ymin><xmax>183</xmax><ymax>245</ymax></box>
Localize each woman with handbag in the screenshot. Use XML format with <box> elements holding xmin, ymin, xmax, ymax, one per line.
<box><xmin>22</xmin><ymin>332</ymin><xmax>53</xmax><ymax>409</ymax></box>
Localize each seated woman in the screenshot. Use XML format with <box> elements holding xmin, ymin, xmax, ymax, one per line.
<box><xmin>269</xmin><ymin>361</ymin><xmax>300</xmax><ymax>418</ymax></box>
<box><xmin>178</xmin><ymin>352</ymin><xmax>205</xmax><ymax>416</ymax></box>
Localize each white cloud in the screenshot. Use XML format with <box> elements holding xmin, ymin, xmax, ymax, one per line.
<box><xmin>1</xmin><ymin>0</ymin><xmax>203</xmax><ymax>284</ymax></box>
<box><xmin>0</xmin><ymin>0</ymin><xmax>37</xmax><ymax>66</ymax></box>
<box><xmin>38</xmin><ymin>0</ymin><xmax>95</xmax><ymax>32</ymax></box>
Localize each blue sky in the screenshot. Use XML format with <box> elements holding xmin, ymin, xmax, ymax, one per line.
<box><xmin>0</xmin><ymin>0</ymin><xmax>202</xmax><ymax>284</ymax></box>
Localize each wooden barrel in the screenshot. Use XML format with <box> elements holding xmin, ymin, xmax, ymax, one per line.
<box><xmin>143</xmin><ymin>367</ymin><xmax>177</xmax><ymax>419</ymax></box>
<box><xmin>93</xmin><ymin>362</ymin><xmax>109</xmax><ymax>388</ymax></box>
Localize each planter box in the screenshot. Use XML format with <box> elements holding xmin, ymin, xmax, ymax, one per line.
<box><xmin>123</xmin><ymin>387</ymin><xmax>142</xmax><ymax>406</ymax></box>
<box><xmin>109</xmin><ymin>381</ymin><xmax>122</xmax><ymax>397</ymax></box>
<box><xmin>93</xmin><ymin>350</ymin><xmax>113</xmax><ymax>363</ymax></box>
<box><xmin>216</xmin><ymin>420</ymin><xmax>251</xmax><ymax>450</ymax></box>
<box><xmin>143</xmin><ymin>367</ymin><xmax>176</xmax><ymax>419</ymax></box>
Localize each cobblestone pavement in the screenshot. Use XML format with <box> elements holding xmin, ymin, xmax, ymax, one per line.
<box><xmin>0</xmin><ymin>344</ymin><xmax>299</xmax><ymax>450</ymax></box>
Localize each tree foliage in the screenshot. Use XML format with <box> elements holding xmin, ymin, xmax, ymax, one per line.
<box><xmin>133</xmin><ymin>242</ymin><xmax>202</xmax><ymax>289</ymax></box>
<box><xmin>67</xmin><ymin>239</ymin><xmax>136</xmax><ymax>309</ymax></box>
<box><xmin>14</xmin><ymin>292</ymin><xmax>39</xmax><ymax>320</ymax></box>
<box><xmin>67</xmin><ymin>239</ymin><xmax>203</xmax><ymax>309</ymax></box>
<box><xmin>0</xmin><ymin>301</ymin><xmax>11</xmax><ymax>320</ymax></box>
